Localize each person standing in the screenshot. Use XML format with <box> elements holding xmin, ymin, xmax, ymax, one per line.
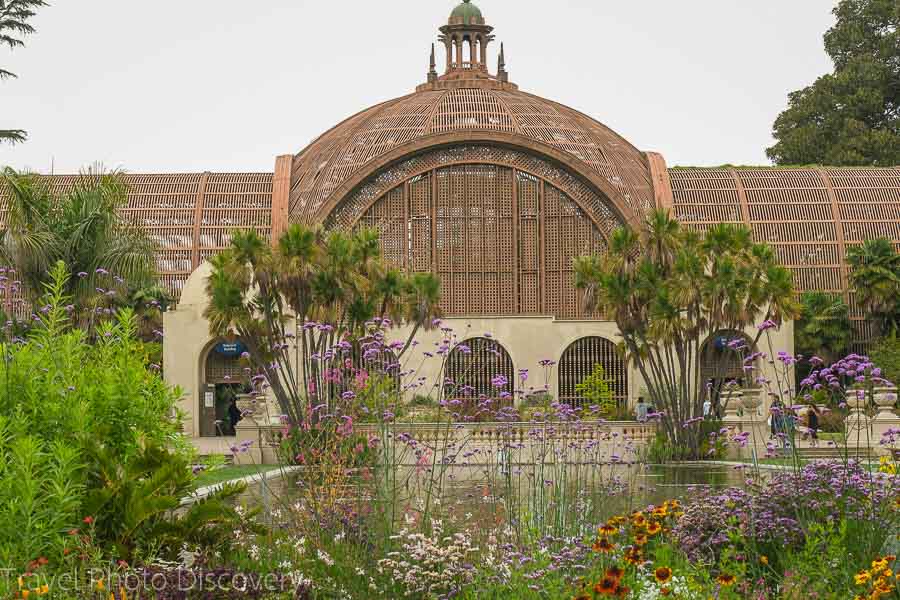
<box><xmin>227</xmin><ymin>395</ymin><xmax>243</xmax><ymax>436</ymax></box>
<box><xmin>634</xmin><ymin>397</ymin><xmax>649</xmax><ymax>422</ymax></box>
<box><xmin>769</xmin><ymin>396</ymin><xmax>784</xmax><ymax>440</ymax></box>
<box><xmin>807</xmin><ymin>403</ymin><xmax>820</xmax><ymax>447</ymax></box>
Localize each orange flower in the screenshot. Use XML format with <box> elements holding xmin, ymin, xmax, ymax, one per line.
<box><xmin>633</xmin><ymin>534</ymin><xmax>648</xmax><ymax>546</ymax></box>
<box><xmin>660</xmin><ymin>588</ymin><xmax>672</xmax><ymax>596</ymax></box>
<box><xmin>605</xmin><ymin>565</ymin><xmax>625</xmax><ymax>581</ymax></box>
<box><xmin>646</xmin><ymin>522</ymin><xmax>662</xmax><ymax>535</ymax></box>
<box><xmin>614</xmin><ymin>585</ymin><xmax>630</xmax><ymax>598</ymax></box>
<box><xmin>592</xmin><ymin>538</ymin><xmax>615</xmax><ymax>553</ymax></box>
<box><xmin>654</xmin><ymin>566</ymin><xmax>673</xmax><ymax>584</ymax></box>
<box><xmin>716</xmin><ymin>573</ymin><xmax>737</xmax><ymax>587</ymax></box>
<box><xmin>593</xmin><ymin>578</ymin><xmax>618</xmax><ymax>596</ymax></box>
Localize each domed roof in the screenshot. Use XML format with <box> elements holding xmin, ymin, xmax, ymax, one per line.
<box><xmin>289</xmin><ymin>86</ymin><xmax>655</xmax><ymax>225</ymax></box>
<box><xmin>449</xmin><ymin>0</ymin><xmax>484</xmax><ymax>25</ymax></box>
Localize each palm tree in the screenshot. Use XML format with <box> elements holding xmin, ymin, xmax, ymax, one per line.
<box><xmin>0</xmin><ymin>168</ymin><xmax>157</xmax><ymax>314</ymax></box>
<box><xmin>847</xmin><ymin>238</ymin><xmax>900</xmax><ymax>336</ymax></box>
<box><xmin>399</xmin><ymin>272</ymin><xmax>443</xmax><ymax>356</ymax></box>
<box><xmin>1</xmin><ymin>0</ymin><xmax>48</xmax><ymax>144</ymax></box>
<box><xmin>796</xmin><ymin>291</ymin><xmax>851</xmax><ymax>363</ymax></box>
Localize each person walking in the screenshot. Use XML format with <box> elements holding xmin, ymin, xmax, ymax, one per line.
<box><xmin>807</xmin><ymin>403</ymin><xmax>820</xmax><ymax>447</ymax></box>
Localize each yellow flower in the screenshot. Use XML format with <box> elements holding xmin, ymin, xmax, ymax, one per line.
<box><xmin>598</xmin><ymin>524</ymin><xmax>618</xmax><ymax>536</ymax></box>
<box><xmin>873</xmin><ymin>559</ymin><xmax>889</xmax><ymax>571</ymax></box>
<box><xmin>96</xmin><ymin>579</ymin><xmax>105</xmax><ymax>591</ymax></box>
<box><xmin>646</xmin><ymin>522</ymin><xmax>662</xmax><ymax>535</ymax></box>
<box><xmin>17</xmin><ymin>576</ymin><xmax>24</xmax><ymax>589</ymax></box>
<box><xmin>716</xmin><ymin>573</ymin><xmax>736</xmax><ymax>587</ymax></box>
<box><xmin>654</xmin><ymin>566</ymin><xmax>673</xmax><ymax>584</ymax></box>
<box><xmin>592</xmin><ymin>538</ymin><xmax>616</xmax><ymax>553</ymax></box>
<box><xmin>633</xmin><ymin>534</ymin><xmax>648</xmax><ymax>546</ymax></box>
<box><xmin>759</xmin><ymin>555</ymin><xmax>769</xmax><ymax>566</ymax></box>
<box><xmin>855</xmin><ymin>571</ymin><xmax>872</xmax><ymax>586</ymax></box>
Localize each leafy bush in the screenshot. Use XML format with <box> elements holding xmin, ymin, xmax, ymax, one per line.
<box><xmin>0</xmin><ymin>264</ymin><xmax>198</xmax><ymax>569</ymax></box>
<box><xmin>83</xmin><ymin>439</ymin><xmax>251</xmax><ymax>561</ymax></box>
<box><xmin>672</xmin><ymin>461</ymin><xmax>899</xmax><ymax>566</ymax></box>
<box><xmin>574</xmin><ymin>363</ymin><xmax>616</xmax><ymax>416</ymax></box>
<box><xmin>871</xmin><ymin>336</ymin><xmax>900</xmax><ymax>387</ymax></box>
<box><xmin>0</xmin><ymin>419</ymin><xmax>83</xmax><ymax>567</ymax></box>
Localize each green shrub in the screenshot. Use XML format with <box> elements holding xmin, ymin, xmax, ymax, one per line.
<box><xmin>0</xmin><ymin>264</ymin><xmax>193</xmax><ymax>569</ymax></box>
<box><xmin>871</xmin><ymin>337</ymin><xmax>900</xmax><ymax>386</ymax></box>
<box><xmin>575</xmin><ymin>363</ymin><xmax>616</xmax><ymax>416</ymax></box>
<box><xmin>0</xmin><ymin>419</ymin><xmax>83</xmax><ymax>568</ymax></box>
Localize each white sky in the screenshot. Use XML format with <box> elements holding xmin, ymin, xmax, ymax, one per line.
<box><xmin>1</xmin><ymin>0</ymin><xmax>838</xmax><ymax>174</ymax></box>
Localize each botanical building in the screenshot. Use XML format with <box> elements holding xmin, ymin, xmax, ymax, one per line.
<box><xmin>5</xmin><ymin>2</ymin><xmax>900</xmax><ymax>437</ymax></box>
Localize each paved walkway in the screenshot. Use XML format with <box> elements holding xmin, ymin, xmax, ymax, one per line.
<box><xmin>190</xmin><ymin>436</ymin><xmax>237</xmax><ymax>456</ymax></box>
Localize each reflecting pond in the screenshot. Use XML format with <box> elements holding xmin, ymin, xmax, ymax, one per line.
<box><xmin>234</xmin><ymin>463</ymin><xmax>750</xmax><ymax>526</ymax></box>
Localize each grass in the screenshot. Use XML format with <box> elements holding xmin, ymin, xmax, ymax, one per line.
<box><xmin>194</xmin><ymin>464</ymin><xmax>280</xmax><ymax>489</ymax></box>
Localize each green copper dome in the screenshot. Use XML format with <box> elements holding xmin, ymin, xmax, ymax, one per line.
<box><xmin>449</xmin><ymin>0</ymin><xmax>483</xmax><ymax>25</ymax></box>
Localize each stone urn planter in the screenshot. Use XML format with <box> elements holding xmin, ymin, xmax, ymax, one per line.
<box><xmin>721</xmin><ymin>388</ymin><xmax>742</xmax><ymax>423</ymax></box>
<box><xmin>844</xmin><ymin>387</ymin><xmax>871</xmax><ymax>435</ymax></box>
<box><xmin>236</xmin><ymin>393</ymin><xmax>262</xmax><ymax>425</ymax></box>
<box><xmin>741</xmin><ymin>388</ymin><xmax>763</xmax><ymax>414</ymax></box>
<box><xmin>873</xmin><ymin>387</ymin><xmax>899</xmax><ymax>421</ymax></box>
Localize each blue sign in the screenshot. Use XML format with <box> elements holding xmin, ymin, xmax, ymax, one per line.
<box><xmin>215</xmin><ymin>341</ymin><xmax>247</xmax><ymax>357</ymax></box>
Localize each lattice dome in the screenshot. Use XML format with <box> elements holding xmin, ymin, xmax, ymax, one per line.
<box><xmin>289</xmin><ymin>87</ymin><xmax>655</xmax><ymax>227</ymax></box>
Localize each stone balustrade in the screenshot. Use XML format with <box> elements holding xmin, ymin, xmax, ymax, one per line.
<box><xmin>232</xmin><ymin>418</ymin><xmax>657</xmax><ymax>465</ymax></box>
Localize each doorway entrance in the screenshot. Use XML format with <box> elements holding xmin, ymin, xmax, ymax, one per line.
<box><xmin>200</xmin><ymin>340</ymin><xmax>250</xmax><ymax>437</ymax></box>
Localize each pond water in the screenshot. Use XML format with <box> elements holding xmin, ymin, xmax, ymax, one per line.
<box><xmin>235</xmin><ymin>463</ymin><xmax>749</xmax><ymax>525</ymax></box>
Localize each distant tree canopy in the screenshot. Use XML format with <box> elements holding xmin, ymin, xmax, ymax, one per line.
<box><xmin>0</xmin><ymin>0</ymin><xmax>48</xmax><ymax>145</ymax></box>
<box><xmin>766</xmin><ymin>0</ymin><xmax>900</xmax><ymax>166</ymax></box>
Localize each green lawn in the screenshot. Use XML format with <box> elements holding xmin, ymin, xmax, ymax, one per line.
<box><xmin>193</xmin><ymin>464</ymin><xmax>280</xmax><ymax>489</ymax></box>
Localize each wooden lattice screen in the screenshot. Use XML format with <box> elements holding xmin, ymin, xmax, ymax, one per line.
<box><xmin>445</xmin><ymin>337</ymin><xmax>515</xmax><ymax>409</ymax></box>
<box><xmin>670</xmin><ymin>167</ymin><xmax>900</xmax><ymax>351</ymax></box>
<box><xmin>205</xmin><ymin>350</ymin><xmax>246</xmax><ymax>385</ymax></box>
<box><xmin>0</xmin><ymin>172</ymin><xmax>274</xmax><ymax>305</ymax></box>
<box><xmin>328</xmin><ymin>145</ymin><xmax>616</xmax><ymax>319</ymax></box>
<box><xmin>558</xmin><ymin>337</ymin><xmax>628</xmax><ymax>408</ymax></box>
<box><xmin>699</xmin><ymin>330</ymin><xmax>755</xmax><ymax>387</ymax></box>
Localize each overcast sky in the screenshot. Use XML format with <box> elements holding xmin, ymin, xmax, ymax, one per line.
<box><xmin>1</xmin><ymin>0</ymin><xmax>838</xmax><ymax>174</ymax></box>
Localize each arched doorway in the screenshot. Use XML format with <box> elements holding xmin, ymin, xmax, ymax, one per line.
<box><xmin>700</xmin><ymin>330</ymin><xmax>757</xmax><ymax>417</ymax></box>
<box><xmin>445</xmin><ymin>337</ymin><xmax>515</xmax><ymax>416</ymax></box>
<box><xmin>558</xmin><ymin>337</ymin><xmax>628</xmax><ymax>411</ymax></box>
<box><xmin>200</xmin><ymin>339</ymin><xmax>252</xmax><ymax>438</ymax></box>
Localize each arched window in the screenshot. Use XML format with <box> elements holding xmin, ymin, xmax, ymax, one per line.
<box><xmin>700</xmin><ymin>330</ymin><xmax>756</xmax><ymax>388</ymax></box>
<box><xmin>700</xmin><ymin>330</ymin><xmax>758</xmax><ymax>415</ymax></box>
<box><xmin>558</xmin><ymin>337</ymin><xmax>628</xmax><ymax>409</ymax></box>
<box><xmin>445</xmin><ymin>337</ymin><xmax>515</xmax><ymax>410</ymax></box>
<box><xmin>205</xmin><ymin>339</ymin><xmax>248</xmax><ymax>384</ymax></box>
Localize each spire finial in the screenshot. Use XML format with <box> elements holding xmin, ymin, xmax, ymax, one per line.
<box><xmin>428</xmin><ymin>43</ymin><xmax>438</xmax><ymax>83</ymax></box>
<box><xmin>498</xmin><ymin>42</ymin><xmax>508</xmax><ymax>83</ymax></box>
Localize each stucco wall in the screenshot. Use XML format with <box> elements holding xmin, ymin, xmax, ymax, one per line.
<box><xmin>164</xmin><ymin>262</ymin><xmax>795</xmax><ymax>435</ymax></box>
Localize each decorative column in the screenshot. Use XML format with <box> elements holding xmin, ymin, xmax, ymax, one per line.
<box><xmin>872</xmin><ymin>387</ymin><xmax>900</xmax><ymax>456</ymax></box>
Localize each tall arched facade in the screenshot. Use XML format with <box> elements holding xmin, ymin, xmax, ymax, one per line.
<box><xmin>326</xmin><ymin>145</ymin><xmax>617</xmax><ymax>318</ymax></box>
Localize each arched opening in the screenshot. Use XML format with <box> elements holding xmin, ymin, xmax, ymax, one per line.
<box><xmin>200</xmin><ymin>339</ymin><xmax>253</xmax><ymax>438</ymax></box>
<box><xmin>558</xmin><ymin>337</ymin><xmax>628</xmax><ymax>412</ymax></box>
<box><xmin>445</xmin><ymin>337</ymin><xmax>515</xmax><ymax>417</ymax></box>
<box><xmin>461</xmin><ymin>35</ymin><xmax>472</xmax><ymax>64</ymax></box>
<box><xmin>700</xmin><ymin>330</ymin><xmax>757</xmax><ymax>418</ymax></box>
